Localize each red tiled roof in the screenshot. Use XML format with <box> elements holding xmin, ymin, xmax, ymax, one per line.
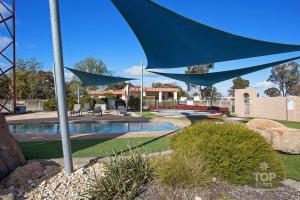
<box><xmin>88</xmin><ymin>87</ymin><xmax>180</xmax><ymax>95</ymax></box>
<box><xmin>88</xmin><ymin>90</ymin><xmax>124</xmax><ymax>95</ymax></box>
<box><xmin>130</xmin><ymin>87</ymin><xmax>180</xmax><ymax>92</ymax></box>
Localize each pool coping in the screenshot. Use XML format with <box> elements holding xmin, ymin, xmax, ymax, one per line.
<box><xmin>10</xmin><ymin>117</ymin><xmax>190</xmax><ymax>142</ymax></box>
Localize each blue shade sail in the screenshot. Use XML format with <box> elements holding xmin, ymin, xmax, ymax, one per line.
<box><xmin>111</xmin><ymin>0</ymin><xmax>300</xmax><ymax>69</ymax></box>
<box><xmin>148</xmin><ymin>56</ymin><xmax>300</xmax><ymax>86</ymax></box>
<box><xmin>65</xmin><ymin>67</ymin><xmax>135</xmax><ymax>86</ymax></box>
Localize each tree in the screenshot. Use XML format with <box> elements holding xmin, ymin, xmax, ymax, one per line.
<box><xmin>201</xmin><ymin>86</ymin><xmax>222</xmax><ymax>99</ymax></box>
<box><xmin>264</xmin><ymin>87</ymin><xmax>281</xmax><ymax>97</ymax></box>
<box><xmin>72</xmin><ymin>57</ymin><xmax>109</xmax><ymax>91</ymax></box>
<box><xmin>291</xmin><ymin>85</ymin><xmax>300</xmax><ymax>96</ymax></box>
<box><xmin>228</xmin><ymin>76</ymin><xmax>250</xmax><ymax>96</ymax></box>
<box><xmin>73</xmin><ymin>57</ymin><xmax>108</xmax><ymax>75</ymax></box>
<box><xmin>268</xmin><ymin>61</ymin><xmax>299</xmax><ymax>96</ymax></box>
<box><xmin>185</xmin><ymin>63</ymin><xmax>214</xmax><ymax>99</ymax></box>
<box><xmin>35</xmin><ymin>71</ymin><xmax>55</xmax><ymax>99</ymax></box>
<box><xmin>152</xmin><ymin>82</ymin><xmax>189</xmax><ymax>98</ymax></box>
<box><xmin>0</xmin><ymin>76</ymin><xmax>10</xmax><ymax>99</ymax></box>
<box><xmin>105</xmin><ymin>82</ymin><xmax>127</xmax><ymax>91</ymax></box>
<box><xmin>14</xmin><ymin>58</ymin><xmax>56</xmax><ymax>99</ymax></box>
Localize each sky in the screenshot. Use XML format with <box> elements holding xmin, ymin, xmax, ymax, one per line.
<box><xmin>1</xmin><ymin>0</ymin><xmax>300</xmax><ymax>96</ymax></box>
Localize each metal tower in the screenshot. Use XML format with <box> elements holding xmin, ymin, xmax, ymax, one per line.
<box><xmin>0</xmin><ymin>0</ymin><xmax>16</xmax><ymax>113</ymax></box>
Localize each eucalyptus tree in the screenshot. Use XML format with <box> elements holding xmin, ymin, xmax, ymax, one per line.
<box><xmin>185</xmin><ymin>63</ymin><xmax>214</xmax><ymax>99</ymax></box>
<box><xmin>268</xmin><ymin>61</ymin><xmax>299</xmax><ymax>96</ymax></box>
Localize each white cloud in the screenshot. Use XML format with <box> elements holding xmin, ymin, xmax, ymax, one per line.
<box><xmin>0</xmin><ymin>35</ymin><xmax>11</xmax><ymax>48</ymax></box>
<box><xmin>125</xmin><ymin>65</ymin><xmax>161</xmax><ymax>77</ymax></box>
<box><xmin>253</xmin><ymin>81</ymin><xmax>276</xmax><ymax>90</ymax></box>
<box><xmin>64</xmin><ymin>71</ymin><xmax>74</xmax><ymax>82</ymax></box>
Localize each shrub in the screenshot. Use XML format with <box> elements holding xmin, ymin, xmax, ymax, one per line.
<box><xmin>153</xmin><ymin>153</ymin><xmax>209</xmax><ymax>188</ymax></box>
<box><xmin>80</xmin><ymin>96</ymin><xmax>95</xmax><ymax>108</ymax></box>
<box><xmin>95</xmin><ymin>98</ymin><xmax>106</xmax><ymax>104</ymax></box>
<box><xmin>128</xmin><ymin>96</ymin><xmax>140</xmax><ymax>110</ymax></box>
<box><xmin>67</xmin><ymin>97</ymin><xmax>76</xmax><ymax>110</ymax></box>
<box><xmin>43</xmin><ymin>99</ymin><xmax>57</xmax><ymax>111</ymax></box>
<box><xmin>171</xmin><ymin>122</ymin><xmax>285</xmax><ymax>187</ymax></box>
<box><xmin>85</xmin><ymin>151</ymin><xmax>152</xmax><ymax>200</ymax></box>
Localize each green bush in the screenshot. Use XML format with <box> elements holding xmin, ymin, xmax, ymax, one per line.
<box><xmin>128</xmin><ymin>96</ymin><xmax>140</xmax><ymax>110</ymax></box>
<box><xmin>43</xmin><ymin>99</ymin><xmax>57</xmax><ymax>111</ymax></box>
<box><xmin>143</xmin><ymin>96</ymin><xmax>155</xmax><ymax>101</ymax></box>
<box><xmin>171</xmin><ymin>122</ymin><xmax>285</xmax><ymax>187</ymax></box>
<box><xmin>153</xmin><ymin>153</ymin><xmax>209</xmax><ymax>188</ymax></box>
<box><xmin>67</xmin><ymin>97</ymin><xmax>76</xmax><ymax>110</ymax></box>
<box><xmin>84</xmin><ymin>151</ymin><xmax>152</xmax><ymax>200</ymax></box>
<box><xmin>95</xmin><ymin>98</ymin><xmax>106</xmax><ymax>104</ymax></box>
<box><xmin>79</xmin><ymin>96</ymin><xmax>94</xmax><ymax>108</ymax></box>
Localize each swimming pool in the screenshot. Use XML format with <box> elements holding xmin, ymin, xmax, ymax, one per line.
<box><xmin>157</xmin><ymin>109</ymin><xmax>220</xmax><ymax>117</ymax></box>
<box><xmin>9</xmin><ymin>122</ymin><xmax>179</xmax><ymax>135</ymax></box>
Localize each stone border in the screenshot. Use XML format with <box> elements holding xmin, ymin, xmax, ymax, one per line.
<box><xmin>9</xmin><ymin>115</ymin><xmax>190</xmax><ymax>142</ymax></box>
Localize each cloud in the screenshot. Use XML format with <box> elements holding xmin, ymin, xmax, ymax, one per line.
<box><xmin>253</xmin><ymin>81</ymin><xmax>276</xmax><ymax>90</ymax></box>
<box><xmin>0</xmin><ymin>35</ymin><xmax>11</xmax><ymax>48</ymax></box>
<box><xmin>64</xmin><ymin>71</ymin><xmax>74</xmax><ymax>82</ymax></box>
<box><xmin>125</xmin><ymin>65</ymin><xmax>161</xmax><ymax>77</ymax></box>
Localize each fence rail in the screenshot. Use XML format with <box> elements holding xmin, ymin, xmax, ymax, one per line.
<box><xmin>143</xmin><ymin>99</ymin><xmax>234</xmax><ymax>112</ymax></box>
<box><xmin>0</xmin><ymin>99</ymin><xmax>235</xmax><ymax>113</ymax></box>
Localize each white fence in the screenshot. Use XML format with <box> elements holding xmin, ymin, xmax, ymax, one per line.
<box><xmin>0</xmin><ymin>99</ymin><xmax>48</xmax><ymax>113</ymax></box>
<box><xmin>143</xmin><ymin>99</ymin><xmax>235</xmax><ymax>112</ymax></box>
<box><xmin>0</xmin><ymin>99</ymin><xmax>235</xmax><ymax>113</ymax></box>
<box><xmin>21</xmin><ymin>99</ymin><xmax>48</xmax><ymax>111</ymax></box>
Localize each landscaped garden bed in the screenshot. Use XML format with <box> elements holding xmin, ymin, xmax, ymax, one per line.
<box><xmin>148</xmin><ymin>105</ymin><xmax>230</xmax><ymax>114</ymax></box>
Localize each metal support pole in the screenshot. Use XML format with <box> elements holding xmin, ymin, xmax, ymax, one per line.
<box><xmin>77</xmin><ymin>84</ymin><xmax>80</xmax><ymax>103</ymax></box>
<box><xmin>140</xmin><ymin>60</ymin><xmax>143</xmax><ymax>117</ymax></box>
<box><xmin>210</xmin><ymin>85</ymin><xmax>213</xmax><ymax>109</ymax></box>
<box><xmin>49</xmin><ymin>0</ymin><xmax>73</xmax><ymax>174</ymax></box>
<box><xmin>12</xmin><ymin>0</ymin><xmax>16</xmax><ymax>113</ymax></box>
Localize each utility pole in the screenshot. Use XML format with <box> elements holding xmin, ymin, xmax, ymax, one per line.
<box><xmin>140</xmin><ymin>60</ymin><xmax>143</xmax><ymax>117</ymax></box>
<box><xmin>49</xmin><ymin>0</ymin><xmax>73</xmax><ymax>174</ymax></box>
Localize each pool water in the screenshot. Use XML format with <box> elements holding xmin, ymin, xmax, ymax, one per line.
<box><xmin>9</xmin><ymin>122</ymin><xmax>179</xmax><ymax>135</ymax></box>
<box><xmin>158</xmin><ymin>109</ymin><xmax>215</xmax><ymax>117</ymax></box>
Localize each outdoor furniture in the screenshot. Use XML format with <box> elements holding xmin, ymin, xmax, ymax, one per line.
<box><xmin>92</xmin><ymin>104</ymin><xmax>102</xmax><ymax>116</ymax></box>
<box><xmin>82</xmin><ymin>103</ymin><xmax>91</xmax><ymax>114</ymax></box>
<box><xmin>100</xmin><ymin>104</ymin><xmax>109</xmax><ymax>114</ymax></box>
<box><xmin>118</xmin><ymin>106</ymin><xmax>127</xmax><ymax>116</ymax></box>
<box><xmin>69</xmin><ymin>104</ymin><xmax>81</xmax><ymax>116</ymax></box>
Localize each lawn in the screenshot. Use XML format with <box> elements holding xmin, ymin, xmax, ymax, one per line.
<box><xmin>19</xmin><ymin>134</ymin><xmax>300</xmax><ymax>182</ymax></box>
<box><xmin>276</xmin><ymin>120</ymin><xmax>300</xmax><ymax>129</ymax></box>
<box><xmin>19</xmin><ymin>136</ymin><xmax>171</xmax><ymax>160</ymax></box>
<box><xmin>279</xmin><ymin>154</ymin><xmax>300</xmax><ymax>181</ymax></box>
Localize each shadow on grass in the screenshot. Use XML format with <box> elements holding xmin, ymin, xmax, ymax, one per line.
<box><xmin>19</xmin><ymin>130</ymin><xmax>173</xmax><ymax>160</ymax></box>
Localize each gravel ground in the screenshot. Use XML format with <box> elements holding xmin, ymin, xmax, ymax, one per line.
<box><xmin>138</xmin><ymin>181</ymin><xmax>300</xmax><ymax>200</ymax></box>
<box><xmin>2</xmin><ymin>156</ymin><xmax>299</xmax><ymax>200</ymax></box>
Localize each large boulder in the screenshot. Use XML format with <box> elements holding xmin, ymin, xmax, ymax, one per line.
<box><xmin>246</xmin><ymin>118</ymin><xmax>300</xmax><ymax>154</ymax></box>
<box><xmin>1</xmin><ymin>162</ymin><xmax>44</xmax><ymax>188</ymax></box>
<box><xmin>0</xmin><ymin>115</ymin><xmax>26</xmax><ymax>180</ymax></box>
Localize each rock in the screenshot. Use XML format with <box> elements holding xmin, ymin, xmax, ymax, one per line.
<box><xmin>0</xmin><ymin>189</ymin><xmax>14</xmax><ymax>200</ymax></box>
<box><xmin>0</xmin><ymin>115</ymin><xmax>26</xmax><ymax>180</ymax></box>
<box><xmin>246</xmin><ymin>118</ymin><xmax>285</xmax><ymax>129</ymax></box>
<box><xmin>1</xmin><ymin>162</ymin><xmax>44</xmax><ymax>188</ymax></box>
<box><xmin>246</xmin><ymin>118</ymin><xmax>300</xmax><ymax>154</ymax></box>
